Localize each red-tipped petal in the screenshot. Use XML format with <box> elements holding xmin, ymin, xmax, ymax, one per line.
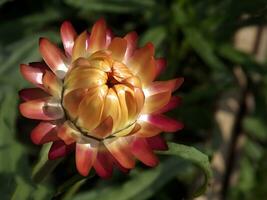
<box><xmin>135</xmin><ymin>121</ymin><xmax>161</xmax><ymax>137</ymax></box>
<box><xmin>20</xmin><ymin>64</ymin><xmax>46</xmax><ymax>87</ymax></box>
<box><xmin>72</xmin><ymin>31</ymin><xmax>89</xmax><ymax>61</ymax></box>
<box><xmin>131</xmin><ymin>137</ymin><xmax>158</xmax><ymax>167</ymax></box>
<box><xmin>48</xmin><ymin>140</ymin><xmax>75</xmax><ymax>160</ymax></box>
<box><xmin>31</xmin><ymin>121</ymin><xmax>59</xmax><ymax>144</ymax></box>
<box><xmin>108</xmin><ymin>37</ymin><xmax>127</xmax><ymax>61</ymax></box>
<box><xmin>155</xmin><ymin>58</ymin><xmax>166</xmax><ymax>78</ymax></box>
<box><xmin>105</xmin><ymin>28</ymin><xmax>113</xmax><ymax>48</ymax></box>
<box><xmin>19</xmin><ymin>88</ymin><xmax>49</xmax><ymax>101</ymax></box>
<box><xmin>123</xmin><ymin>31</ymin><xmax>138</xmax><ymax>62</ymax></box>
<box><xmin>60</xmin><ymin>21</ymin><xmax>77</xmax><ymax>56</ymax></box>
<box><xmin>58</xmin><ymin>121</ymin><xmax>80</xmax><ymax>145</ymax></box>
<box><xmin>39</xmin><ymin>38</ymin><xmax>69</xmax><ymax>79</ymax></box>
<box><xmin>145</xmin><ymin>78</ymin><xmax>184</xmax><ymax>96</ymax></box>
<box><xmin>93</xmin><ymin>146</ymin><xmax>113</xmax><ymax>178</ymax></box>
<box><xmin>142</xmin><ymin>91</ymin><xmax>171</xmax><ymax>114</ymax></box>
<box><xmin>104</xmin><ymin>137</ymin><xmax>135</xmax><ymax>169</ymax></box>
<box><xmin>153</xmin><ymin>96</ymin><xmax>182</xmax><ymax>114</ymax></box>
<box><xmin>76</xmin><ymin>143</ymin><xmax>98</xmax><ymax>176</ymax></box>
<box><xmin>146</xmin><ymin>135</ymin><xmax>168</xmax><ymax>151</ymax></box>
<box><xmin>127</xmin><ymin>43</ymin><xmax>156</xmax><ymax>86</ymax></box>
<box><xmin>88</xmin><ymin>19</ymin><xmax>107</xmax><ymax>53</ymax></box>
<box><xmin>144</xmin><ymin>114</ymin><xmax>184</xmax><ymax>132</ymax></box>
<box><xmin>19</xmin><ymin>97</ymin><xmax>64</xmax><ymax>120</ymax></box>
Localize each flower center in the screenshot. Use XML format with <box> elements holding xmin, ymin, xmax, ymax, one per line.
<box><xmin>62</xmin><ymin>50</ymin><xmax>145</xmax><ymax>139</ymax></box>
<box><xmin>106</xmin><ymin>73</ymin><xmax>119</xmax><ymax>88</ymax></box>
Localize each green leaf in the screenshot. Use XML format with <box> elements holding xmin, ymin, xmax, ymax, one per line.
<box><xmin>73</xmin><ymin>143</ymin><xmax>211</xmax><ymax>199</ymax></box>
<box><xmin>0</xmin><ymin>0</ymin><xmax>10</xmax><ymax>6</ymax></box>
<box><xmin>243</xmin><ymin>117</ymin><xmax>267</xmax><ymax>140</ymax></box>
<box><xmin>159</xmin><ymin>142</ymin><xmax>212</xmax><ymax>197</ymax></box>
<box><xmin>73</xmin><ymin>158</ymin><xmax>186</xmax><ymax>200</ymax></box>
<box><xmin>139</xmin><ymin>26</ymin><xmax>166</xmax><ymax>52</ymax></box>
<box><xmin>64</xmin><ymin>0</ymin><xmax>155</xmax><ymax>13</ymax></box>
<box><xmin>172</xmin><ymin>2</ymin><xmax>227</xmax><ymax>74</ymax></box>
<box><xmin>218</xmin><ymin>44</ymin><xmax>265</xmax><ymax>74</ymax></box>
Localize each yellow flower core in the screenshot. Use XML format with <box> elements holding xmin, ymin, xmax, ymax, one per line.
<box><xmin>62</xmin><ymin>50</ymin><xmax>145</xmax><ymax>140</ymax></box>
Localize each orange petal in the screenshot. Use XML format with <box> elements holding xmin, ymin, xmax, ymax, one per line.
<box><xmin>91</xmin><ymin>116</ymin><xmax>113</xmax><ymax>139</ymax></box>
<box><xmin>31</xmin><ymin>121</ymin><xmax>59</xmax><ymax>144</ymax></box>
<box><xmin>153</xmin><ymin>96</ymin><xmax>182</xmax><ymax>114</ymax></box>
<box><xmin>104</xmin><ymin>137</ymin><xmax>135</xmax><ymax>169</ymax></box>
<box><xmin>145</xmin><ymin>78</ymin><xmax>184</xmax><ymax>96</ymax></box>
<box><xmin>123</xmin><ymin>31</ymin><xmax>138</xmax><ymax>62</ymax></box>
<box><xmin>77</xmin><ymin>86</ymin><xmax>108</xmax><ymax>131</ymax></box>
<box><xmin>127</xmin><ymin>43</ymin><xmax>156</xmax><ymax>86</ymax></box>
<box><xmin>112</xmin><ymin>61</ymin><xmax>132</xmax><ymax>82</ymax></box>
<box><xmin>113</xmin><ymin>84</ymin><xmax>133</xmax><ymax>129</ymax></box>
<box><xmin>72</xmin><ymin>31</ymin><xmax>89</xmax><ymax>61</ymax></box>
<box><xmin>19</xmin><ymin>97</ymin><xmax>64</xmax><ymax>120</ymax></box>
<box><xmin>130</xmin><ymin>137</ymin><xmax>158</xmax><ymax>167</ymax></box>
<box><xmin>121</xmin><ymin>76</ymin><xmax>142</xmax><ymax>89</ymax></box>
<box><xmin>19</xmin><ymin>88</ymin><xmax>49</xmax><ymax>101</ymax></box>
<box><xmin>113</xmin><ymin>122</ymin><xmax>136</xmax><ymax>137</ymax></box>
<box><xmin>42</xmin><ymin>70</ymin><xmax>63</xmax><ymax>98</ymax></box>
<box><xmin>125</xmin><ymin>91</ymin><xmax>138</xmax><ymax>123</ymax></box>
<box><xmin>76</xmin><ymin>142</ymin><xmax>98</xmax><ymax>176</ymax></box>
<box><xmin>134</xmin><ymin>87</ymin><xmax>145</xmax><ymax>113</ymax></box>
<box><xmin>60</xmin><ymin>21</ymin><xmax>77</xmax><ymax>56</ymax></box>
<box><xmin>135</xmin><ymin>120</ymin><xmax>161</xmax><ymax>137</ymax></box>
<box><xmin>102</xmin><ymin>88</ymin><xmax>121</xmax><ymax>133</ymax></box>
<box><xmin>142</xmin><ymin>91</ymin><xmax>171</xmax><ymax>114</ymax></box>
<box><xmin>39</xmin><ymin>38</ymin><xmax>69</xmax><ymax>79</ymax></box>
<box><xmin>63</xmin><ymin>88</ymin><xmax>88</xmax><ymax>120</ymax></box>
<box><xmin>58</xmin><ymin>121</ymin><xmax>81</xmax><ymax>145</ymax></box>
<box><xmin>88</xmin><ymin>19</ymin><xmax>107</xmax><ymax>53</ymax></box>
<box><xmin>88</xmin><ymin>50</ymin><xmax>112</xmax><ymax>72</ymax></box>
<box><xmin>71</xmin><ymin>57</ymin><xmax>91</xmax><ymax>68</ymax></box>
<box><xmin>64</xmin><ymin>68</ymin><xmax>107</xmax><ymax>93</ymax></box>
<box><xmin>108</xmin><ymin>37</ymin><xmax>127</xmax><ymax>61</ymax></box>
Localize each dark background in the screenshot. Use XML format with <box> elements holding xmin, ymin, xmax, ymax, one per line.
<box><xmin>1</xmin><ymin>0</ymin><xmax>267</xmax><ymax>199</ymax></box>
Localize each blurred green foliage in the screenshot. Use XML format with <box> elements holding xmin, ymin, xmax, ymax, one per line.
<box><xmin>0</xmin><ymin>0</ymin><xmax>267</xmax><ymax>199</ymax></box>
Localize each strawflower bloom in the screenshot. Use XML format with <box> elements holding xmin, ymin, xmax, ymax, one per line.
<box><xmin>19</xmin><ymin>19</ymin><xmax>184</xmax><ymax>178</ymax></box>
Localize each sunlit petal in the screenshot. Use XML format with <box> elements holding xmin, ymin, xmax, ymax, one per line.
<box><xmin>108</xmin><ymin>37</ymin><xmax>127</xmax><ymax>61</ymax></box>
<box><xmin>75</xmin><ymin>142</ymin><xmax>98</xmax><ymax>176</ymax></box>
<box><xmin>88</xmin><ymin>19</ymin><xmax>107</xmax><ymax>53</ymax></box>
<box><xmin>19</xmin><ymin>97</ymin><xmax>64</xmax><ymax>120</ymax></box>
<box><xmin>60</xmin><ymin>21</ymin><xmax>77</xmax><ymax>56</ymax></box>
<box><xmin>104</xmin><ymin>137</ymin><xmax>135</xmax><ymax>169</ymax></box>
<box><xmin>39</xmin><ymin>38</ymin><xmax>69</xmax><ymax>79</ymax></box>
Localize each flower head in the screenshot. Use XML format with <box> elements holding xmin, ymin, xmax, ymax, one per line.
<box><xmin>19</xmin><ymin>19</ymin><xmax>184</xmax><ymax>178</ymax></box>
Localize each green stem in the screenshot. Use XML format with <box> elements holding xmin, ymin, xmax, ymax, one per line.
<box><xmin>32</xmin><ymin>158</ymin><xmax>63</xmax><ymax>183</ymax></box>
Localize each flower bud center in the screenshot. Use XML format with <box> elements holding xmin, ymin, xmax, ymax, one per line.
<box><xmin>62</xmin><ymin>50</ymin><xmax>144</xmax><ymax>139</ymax></box>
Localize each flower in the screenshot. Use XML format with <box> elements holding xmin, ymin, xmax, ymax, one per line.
<box><xmin>19</xmin><ymin>19</ymin><xmax>184</xmax><ymax>178</ymax></box>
